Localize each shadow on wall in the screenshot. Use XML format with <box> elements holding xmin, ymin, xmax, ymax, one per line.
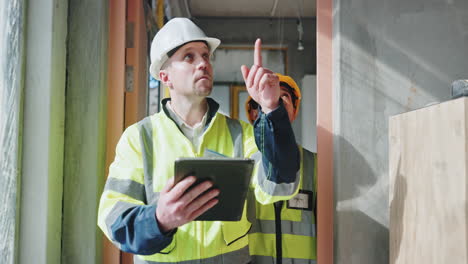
<box><xmin>339</xmin><ymin>0</ymin><xmax>466</xmax><ymax>108</ymax></box>
<box><xmin>330</xmin><ymin>1</ymin><xmax>468</xmax><ymax>264</ymax></box>
<box><xmin>389</xmin><ymin>156</ymin><xmax>407</xmax><ymax>264</ymax></box>
<box><xmin>334</xmin><ymin>136</ymin><xmax>389</xmax><ymax>263</ymax></box>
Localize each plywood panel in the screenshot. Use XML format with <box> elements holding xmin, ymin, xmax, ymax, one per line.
<box><xmin>389</xmin><ymin>97</ymin><xmax>468</xmax><ymax>264</ymax></box>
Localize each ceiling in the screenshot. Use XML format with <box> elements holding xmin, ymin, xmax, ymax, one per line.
<box><xmin>166</xmin><ymin>0</ymin><xmax>316</xmax><ymax>19</ymax></box>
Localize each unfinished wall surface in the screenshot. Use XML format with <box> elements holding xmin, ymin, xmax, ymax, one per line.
<box><xmin>0</xmin><ymin>0</ymin><xmax>24</xmax><ymax>263</ymax></box>
<box><xmin>333</xmin><ymin>0</ymin><xmax>468</xmax><ymax>263</ymax></box>
<box><xmin>196</xmin><ymin>17</ymin><xmax>316</xmax><ymax>145</ymax></box>
<box><xmin>61</xmin><ymin>0</ymin><xmax>108</xmax><ymax>263</ymax></box>
<box><xmin>19</xmin><ymin>0</ymin><xmax>68</xmax><ymax>263</ymax></box>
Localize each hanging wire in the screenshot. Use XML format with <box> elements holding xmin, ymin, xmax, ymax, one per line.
<box><xmin>270</xmin><ymin>0</ymin><xmax>279</xmax><ymax>16</ymax></box>
<box><xmin>276</xmin><ymin>2</ymin><xmax>285</xmax><ymax>49</ymax></box>
<box><xmin>295</xmin><ymin>0</ymin><xmax>305</xmax><ymax>51</ymax></box>
<box><xmin>295</xmin><ymin>0</ymin><xmax>305</xmax><ymax>19</ymax></box>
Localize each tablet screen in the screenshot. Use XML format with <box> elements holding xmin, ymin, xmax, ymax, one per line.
<box><xmin>174</xmin><ymin>158</ymin><xmax>255</xmax><ymax>221</ymax></box>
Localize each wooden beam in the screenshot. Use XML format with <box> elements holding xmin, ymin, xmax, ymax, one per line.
<box><xmin>316</xmin><ymin>0</ymin><xmax>334</xmax><ymax>263</ymax></box>
<box><xmin>104</xmin><ymin>0</ymin><xmax>126</xmax><ymax>262</ymax></box>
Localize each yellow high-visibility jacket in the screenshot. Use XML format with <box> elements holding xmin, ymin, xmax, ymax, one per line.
<box><xmin>249</xmin><ymin>146</ymin><xmax>317</xmax><ymax>263</ymax></box>
<box><xmin>98</xmin><ymin>99</ymin><xmax>300</xmax><ymax>263</ymax></box>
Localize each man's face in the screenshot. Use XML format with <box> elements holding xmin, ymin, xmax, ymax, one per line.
<box><xmin>280</xmin><ymin>86</ymin><xmax>296</xmax><ymax>122</ymax></box>
<box><xmin>160</xmin><ymin>42</ymin><xmax>213</xmax><ymax>98</ymax></box>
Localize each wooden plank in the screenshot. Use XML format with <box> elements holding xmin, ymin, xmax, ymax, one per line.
<box><xmin>389</xmin><ymin>97</ymin><xmax>468</xmax><ymax>264</ymax></box>
<box><xmin>104</xmin><ymin>0</ymin><xmax>126</xmax><ymax>263</ymax></box>
<box><xmin>124</xmin><ymin>0</ymin><xmax>148</xmax><ymax>128</ymax></box>
<box><xmin>317</xmin><ymin>0</ymin><xmax>334</xmax><ymax>263</ymax></box>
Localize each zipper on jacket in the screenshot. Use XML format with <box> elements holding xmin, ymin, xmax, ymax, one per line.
<box><xmin>274</xmin><ymin>201</ymin><xmax>283</xmax><ymax>264</ymax></box>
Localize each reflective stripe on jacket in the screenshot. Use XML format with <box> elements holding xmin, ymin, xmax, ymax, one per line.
<box><xmin>97</xmin><ymin>100</ymin><xmax>300</xmax><ymax>263</ymax></box>
<box><xmin>248</xmin><ymin>146</ymin><xmax>317</xmax><ymax>263</ymax></box>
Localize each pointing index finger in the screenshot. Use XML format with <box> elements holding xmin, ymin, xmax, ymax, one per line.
<box><xmin>254</xmin><ymin>38</ymin><xmax>262</xmax><ymax>67</ymax></box>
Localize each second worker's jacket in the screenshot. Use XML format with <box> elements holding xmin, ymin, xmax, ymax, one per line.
<box><xmin>249</xmin><ymin>146</ymin><xmax>317</xmax><ymax>264</ymax></box>
<box><xmin>97</xmin><ymin>98</ymin><xmax>301</xmax><ymax>263</ymax></box>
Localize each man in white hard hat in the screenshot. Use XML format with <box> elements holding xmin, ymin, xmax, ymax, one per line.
<box><xmin>98</xmin><ymin>17</ymin><xmax>300</xmax><ymax>263</ymax></box>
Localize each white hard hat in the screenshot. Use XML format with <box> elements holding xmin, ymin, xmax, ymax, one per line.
<box><xmin>149</xmin><ymin>17</ymin><xmax>221</xmax><ymax>80</ymax></box>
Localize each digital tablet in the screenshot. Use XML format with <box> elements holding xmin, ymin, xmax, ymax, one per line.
<box><xmin>174</xmin><ymin>157</ymin><xmax>255</xmax><ymax>221</ymax></box>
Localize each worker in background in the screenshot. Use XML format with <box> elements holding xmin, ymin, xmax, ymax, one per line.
<box><xmin>97</xmin><ymin>17</ymin><xmax>300</xmax><ymax>264</ymax></box>
<box><xmin>246</xmin><ymin>73</ymin><xmax>317</xmax><ymax>264</ymax></box>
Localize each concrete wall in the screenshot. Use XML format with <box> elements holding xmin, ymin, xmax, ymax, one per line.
<box><xmin>20</xmin><ymin>0</ymin><xmax>68</xmax><ymax>263</ymax></box>
<box><xmin>195</xmin><ymin>17</ymin><xmax>316</xmax><ymax>144</ymax></box>
<box><xmin>302</xmin><ymin>74</ymin><xmax>317</xmax><ymax>152</ymax></box>
<box><xmin>0</xmin><ymin>0</ymin><xmax>24</xmax><ymax>263</ymax></box>
<box><xmin>333</xmin><ymin>0</ymin><xmax>468</xmax><ymax>263</ymax></box>
<box><xmin>61</xmin><ymin>0</ymin><xmax>108</xmax><ymax>263</ymax></box>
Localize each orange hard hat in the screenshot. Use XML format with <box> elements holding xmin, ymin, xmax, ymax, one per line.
<box><xmin>245</xmin><ymin>73</ymin><xmax>302</xmax><ymax>124</ymax></box>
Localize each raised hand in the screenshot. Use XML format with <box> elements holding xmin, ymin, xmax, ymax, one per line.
<box><xmin>155</xmin><ymin>176</ymin><xmax>219</xmax><ymax>233</ymax></box>
<box><xmin>241</xmin><ymin>38</ymin><xmax>280</xmax><ymax>114</ymax></box>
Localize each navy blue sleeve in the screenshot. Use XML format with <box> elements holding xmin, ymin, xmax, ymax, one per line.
<box><xmin>253</xmin><ymin>100</ymin><xmax>300</xmax><ymax>183</ymax></box>
<box><xmin>110</xmin><ymin>204</ymin><xmax>176</xmax><ymax>255</ymax></box>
